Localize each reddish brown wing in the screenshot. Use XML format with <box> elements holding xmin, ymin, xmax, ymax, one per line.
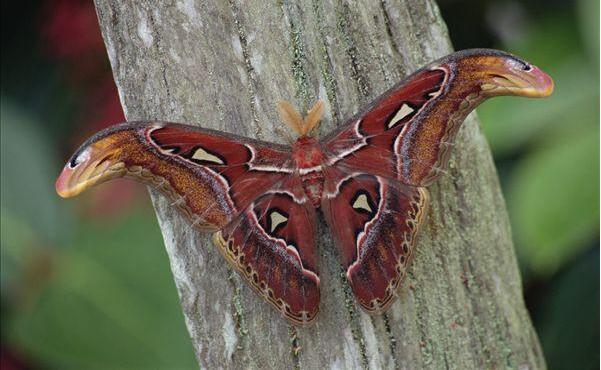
<box><xmin>318</xmin><ymin>62</ymin><xmax>445</xmax><ymax>312</ymax></box>
<box><xmin>213</xmin><ymin>188</ymin><xmax>320</xmax><ymax>324</ymax></box>
<box><xmin>56</xmin><ymin>122</ymin><xmax>320</xmax><ymax>324</ymax></box>
<box><xmin>320</xmin><ymin>49</ymin><xmax>553</xmax><ymax>313</ymax></box>
<box><xmin>147</xmin><ymin>123</ymin><xmax>296</xmax><ymax>224</ymax></box>
<box><xmin>321</xmin><ymin>67</ymin><xmax>450</xmax><ymax>186</ymax></box>
<box><xmin>322</xmin><ymin>49</ymin><xmax>553</xmax><ymax>187</ymax></box>
<box><xmin>321</xmin><ymin>169</ymin><xmax>428</xmax><ymax>312</ymax></box>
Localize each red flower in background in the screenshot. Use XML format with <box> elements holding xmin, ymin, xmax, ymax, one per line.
<box><xmin>42</xmin><ymin>0</ymin><xmax>145</xmax><ymax>217</ymax></box>
<box><xmin>1</xmin><ymin>347</ymin><xmax>34</xmax><ymax>370</ymax></box>
<box><xmin>42</xmin><ymin>0</ymin><xmax>104</xmax><ymax>59</ymax></box>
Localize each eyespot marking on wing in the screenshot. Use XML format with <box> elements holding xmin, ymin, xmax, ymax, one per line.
<box><xmin>351</xmin><ymin>192</ymin><xmax>374</xmax><ymax>214</ymax></box>
<box><xmin>190</xmin><ymin>147</ymin><xmax>225</xmax><ymax>164</ymax></box>
<box><xmin>388</xmin><ymin>103</ymin><xmax>415</xmax><ymax>128</ymax></box>
<box><xmin>269</xmin><ymin>210</ymin><xmax>288</xmax><ymax>232</ymax></box>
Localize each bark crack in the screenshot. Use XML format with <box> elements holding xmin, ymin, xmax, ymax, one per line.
<box><xmin>227</xmin><ymin>0</ymin><xmax>262</xmax><ymax>138</ymax></box>
<box><xmin>378</xmin><ymin>0</ymin><xmax>408</xmax><ymax>77</ymax></box>
<box><xmin>228</xmin><ymin>271</ymin><xmax>250</xmax><ymax>364</ymax></box>
<box><xmin>340</xmin><ymin>266</ymin><xmax>370</xmax><ymax>369</ymax></box>
<box><xmin>382</xmin><ymin>313</ymin><xmax>399</xmax><ymax>369</ymax></box>
<box><xmin>311</xmin><ymin>0</ymin><xmax>341</xmax><ymax>125</ymax></box>
<box><xmin>289</xmin><ymin>326</ymin><xmax>302</xmax><ymax>370</ymax></box>
<box><xmin>365</xmin><ymin>12</ymin><xmax>392</xmax><ymax>86</ymax></box>
<box><xmin>281</xmin><ymin>2</ymin><xmax>313</xmax><ymax>109</ymax></box>
<box><xmin>147</xmin><ymin>8</ymin><xmax>175</xmax><ymax>116</ymax></box>
<box><xmin>335</xmin><ymin>1</ymin><xmax>370</xmax><ymax>100</ymax></box>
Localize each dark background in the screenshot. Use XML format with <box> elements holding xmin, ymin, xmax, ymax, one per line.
<box><xmin>1</xmin><ymin>1</ymin><xmax>598</xmax><ymax>369</ymax></box>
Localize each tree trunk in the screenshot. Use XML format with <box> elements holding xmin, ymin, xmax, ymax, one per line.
<box><xmin>93</xmin><ymin>1</ymin><xmax>546</xmax><ymax>369</ymax></box>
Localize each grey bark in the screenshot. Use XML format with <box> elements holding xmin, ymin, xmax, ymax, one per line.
<box><xmin>93</xmin><ymin>1</ymin><xmax>546</xmax><ymax>369</ymax></box>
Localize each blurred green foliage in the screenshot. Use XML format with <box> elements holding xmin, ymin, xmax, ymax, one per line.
<box><xmin>1</xmin><ymin>102</ymin><xmax>196</xmax><ymax>369</ymax></box>
<box><xmin>471</xmin><ymin>0</ymin><xmax>599</xmax><ymax>368</ymax></box>
<box><xmin>1</xmin><ymin>100</ymin><xmax>71</xmax><ymax>247</ymax></box>
<box><xmin>478</xmin><ymin>0</ymin><xmax>599</xmax><ymax>277</ymax></box>
<box><xmin>7</xmin><ymin>212</ymin><xmax>196</xmax><ymax>369</ymax></box>
<box><xmin>536</xmin><ymin>248</ymin><xmax>599</xmax><ymax>370</ymax></box>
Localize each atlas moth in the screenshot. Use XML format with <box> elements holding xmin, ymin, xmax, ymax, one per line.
<box><xmin>56</xmin><ymin>49</ymin><xmax>553</xmax><ymax>325</ymax></box>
